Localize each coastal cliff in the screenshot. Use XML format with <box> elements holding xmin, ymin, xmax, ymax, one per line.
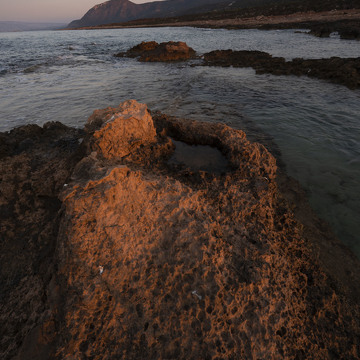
<box><xmin>1</xmin><ymin>100</ymin><xmax>359</xmax><ymax>359</ymax></box>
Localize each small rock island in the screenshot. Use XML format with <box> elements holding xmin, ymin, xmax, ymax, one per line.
<box><xmin>115</xmin><ymin>41</ymin><xmax>196</xmax><ymax>62</ymax></box>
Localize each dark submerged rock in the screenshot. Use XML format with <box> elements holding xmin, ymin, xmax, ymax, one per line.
<box><xmin>203</xmin><ymin>50</ymin><xmax>360</xmax><ymax>89</ymax></box>
<box><xmin>308</xmin><ymin>20</ymin><xmax>360</xmax><ymax>40</ymax></box>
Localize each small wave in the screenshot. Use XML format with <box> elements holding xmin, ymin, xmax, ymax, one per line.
<box><xmin>16</xmin><ymin>55</ymin><xmax>107</xmax><ymax>75</ymax></box>
<box><xmin>23</xmin><ymin>64</ymin><xmax>42</xmax><ymax>73</ymax></box>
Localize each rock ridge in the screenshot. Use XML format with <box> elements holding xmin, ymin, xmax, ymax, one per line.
<box><xmin>202</xmin><ymin>50</ymin><xmax>360</xmax><ymax>89</ymax></box>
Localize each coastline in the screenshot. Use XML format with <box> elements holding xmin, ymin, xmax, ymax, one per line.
<box><xmin>115</xmin><ymin>40</ymin><xmax>360</xmax><ymax>90</ymax></box>
<box><xmin>1</xmin><ymin>101</ymin><xmax>359</xmax><ymax>359</ymax></box>
<box><xmin>68</xmin><ymin>9</ymin><xmax>360</xmax><ymax>35</ymax></box>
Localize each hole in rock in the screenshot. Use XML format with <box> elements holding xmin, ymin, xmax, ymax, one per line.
<box><xmin>168</xmin><ymin>139</ymin><xmax>229</xmax><ymax>174</ymax></box>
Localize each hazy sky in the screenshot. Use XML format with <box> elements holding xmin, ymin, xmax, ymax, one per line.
<box><xmin>0</xmin><ymin>0</ymin><xmax>162</xmax><ymax>23</ymax></box>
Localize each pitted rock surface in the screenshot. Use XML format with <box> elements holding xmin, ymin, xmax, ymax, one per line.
<box><xmin>85</xmin><ymin>99</ymin><xmax>157</xmax><ymax>159</ymax></box>
<box><xmin>1</xmin><ymin>101</ymin><xmax>359</xmax><ymax>359</ymax></box>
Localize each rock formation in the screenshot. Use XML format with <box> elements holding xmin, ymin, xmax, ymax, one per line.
<box><xmin>203</xmin><ymin>50</ymin><xmax>360</xmax><ymax>89</ymax></box>
<box><xmin>0</xmin><ymin>122</ymin><xmax>84</xmax><ymax>359</ymax></box>
<box><xmin>308</xmin><ymin>20</ymin><xmax>360</xmax><ymax>40</ymax></box>
<box><xmin>1</xmin><ymin>100</ymin><xmax>360</xmax><ymax>359</ymax></box>
<box><xmin>115</xmin><ymin>43</ymin><xmax>359</xmax><ymax>89</ymax></box>
<box><xmin>115</xmin><ymin>41</ymin><xmax>197</xmax><ymax>62</ymax></box>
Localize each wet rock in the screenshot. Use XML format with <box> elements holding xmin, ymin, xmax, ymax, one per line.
<box><xmin>309</xmin><ymin>25</ymin><xmax>332</xmax><ymax>38</ymax></box>
<box><xmin>115</xmin><ymin>41</ymin><xmax>196</xmax><ymax>62</ymax></box>
<box><xmin>338</xmin><ymin>26</ymin><xmax>360</xmax><ymax>40</ymax></box>
<box><xmin>203</xmin><ymin>50</ymin><xmax>360</xmax><ymax>89</ymax></box>
<box><xmin>308</xmin><ymin>20</ymin><xmax>360</xmax><ymax>40</ymax></box>
<box><xmin>203</xmin><ymin>49</ymin><xmax>286</xmax><ymax>69</ymax></box>
<box><xmin>118</xmin><ymin>40</ymin><xmax>159</xmax><ymax>57</ymax></box>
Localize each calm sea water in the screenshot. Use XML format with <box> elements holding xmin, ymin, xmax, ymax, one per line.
<box><xmin>0</xmin><ymin>27</ymin><xmax>359</xmax><ymax>256</ymax></box>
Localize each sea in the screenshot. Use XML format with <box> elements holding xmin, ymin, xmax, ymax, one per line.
<box><xmin>0</xmin><ymin>27</ymin><xmax>359</xmax><ymax>256</ymax></box>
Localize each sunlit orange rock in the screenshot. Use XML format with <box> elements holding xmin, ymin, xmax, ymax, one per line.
<box><xmin>55</xmin><ymin>101</ymin><xmax>359</xmax><ymax>359</ymax></box>
<box><xmin>115</xmin><ymin>41</ymin><xmax>197</xmax><ymax>62</ymax></box>
<box><xmin>1</xmin><ymin>101</ymin><xmax>360</xmax><ymax>359</ymax></box>
<box><xmin>85</xmin><ymin>99</ymin><xmax>157</xmax><ymax>159</ymax></box>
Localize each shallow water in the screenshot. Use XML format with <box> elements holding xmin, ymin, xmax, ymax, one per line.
<box><xmin>169</xmin><ymin>139</ymin><xmax>229</xmax><ymax>174</ymax></box>
<box><xmin>0</xmin><ymin>27</ymin><xmax>359</xmax><ymax>256</ymax></box>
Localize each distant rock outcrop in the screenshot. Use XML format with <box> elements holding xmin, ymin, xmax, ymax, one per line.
<box><xmin>203</xmin><ymin>50</ymin><xmax>360</xmax><ymax>89</ymax></box>
<box><xmin>115</xmin><ymin>41</ymin><xmax>197</xmax><ymax>62</ymax></box>
<box><xmin>309</xmin><ymin>20</ymin><xmax>360</xmax><ymax>40</ymax></box>
<box><xmin>1</xmin><ymin>100</ymin><xmax>360</xmax><ymax>359</ymax></box>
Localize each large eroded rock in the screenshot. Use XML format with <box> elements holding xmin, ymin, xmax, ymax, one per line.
<box><xmin>1</xmin><ymin>100</ymin><xmax>360</xmax><ymax>359</ymax></box>
<box><xmin>55</xmin><ymin>102</ymin><xmax>359</xmax><ymax>359</ymax></box>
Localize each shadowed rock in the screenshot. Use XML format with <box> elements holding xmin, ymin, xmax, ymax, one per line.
<box><xmin>308</xmin><ymin>20</ymin><xmax>360</xmax><ymax>40</ymax></box>
<box><xmin>0</xmin><ymin>122</ymin><xmax>84</xmax><ymax>360</ymax></box>
<box><xmin>203</xmin><ymin>50</ymin><xmax>360</xmax><ymax>89</ymax></box>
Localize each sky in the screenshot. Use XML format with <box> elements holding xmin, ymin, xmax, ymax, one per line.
<box><xmin>0</xmin><ymin>0</ymin><xmax>162</xmax><ymax>23</ymax></box>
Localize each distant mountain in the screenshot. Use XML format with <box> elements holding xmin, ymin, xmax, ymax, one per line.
<box><xmin>67</xmin><ymin>0</ymin><xmax>226</xmax><ymax>28</ymax></box>
<box><xmin>0</xmin><ymin>21</ymin><xmax>66</xmax><ymax>32</ymax></box>
<box><xmin>67</xmin><ymin>0</ymin><xmax>359</xmax><ymax>28</ymax></box>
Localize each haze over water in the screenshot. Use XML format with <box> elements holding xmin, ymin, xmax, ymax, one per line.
<box><xmin>0</xmin><ymin>27</ymin><xmax>359</xmax><ymax>256</ymax></box>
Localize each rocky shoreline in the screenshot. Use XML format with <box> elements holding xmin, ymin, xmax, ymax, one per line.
<box><xmin>202</xmin><ymin>50</ymin><xmax>360</xmax><ymax>90</ymax></box>
<box><xmin>262</xmin><ymin>19</ymin><xmax>360</xmax><ymax>40</ymax></box>
<box><xmin>115</xmin><ymin>41</ymin><xmax>360</xmax><ymax>90</ymax></box>
<box><xmin>1</xmin><ymin>100</ymin><xmax>359</xmax><ymax>359</ymax></box>
<box><xmin>72</xmin><ymin>8</ymin><xmax>360</xmax><ymax>41</ymax></box>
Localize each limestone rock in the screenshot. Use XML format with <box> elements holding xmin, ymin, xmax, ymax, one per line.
<box><xmin>1</xmin><ymin>100</ymin><xmax>360</xmax><ymax>360</ymax></box>
<box><xmin>85</xmin><ymin>99</ymin><xmax>157</xmax><ymax>159</ymax></box>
